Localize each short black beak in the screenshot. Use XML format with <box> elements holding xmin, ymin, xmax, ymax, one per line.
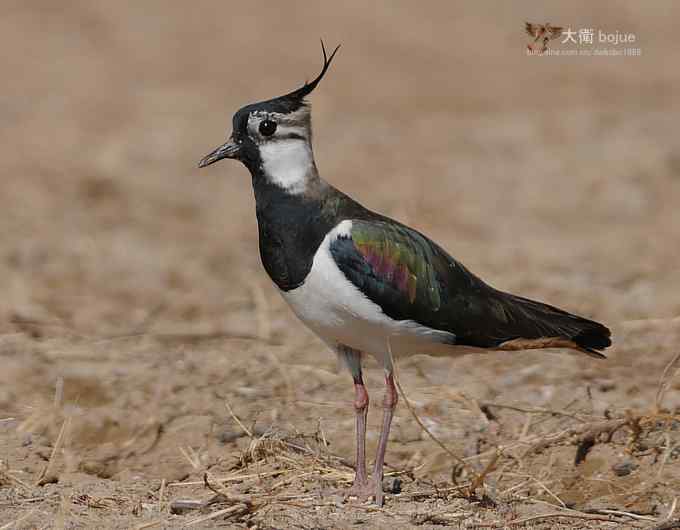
<box><xmin>197</xmin><ymin>136</ymin><xmax>240</xmax><ymax>168</ymax></box>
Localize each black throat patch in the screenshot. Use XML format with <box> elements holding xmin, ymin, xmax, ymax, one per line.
<box><xmin>251</xmin><ymin>175</ymin><xmax>337</xmax><ymax>291</ymax></box>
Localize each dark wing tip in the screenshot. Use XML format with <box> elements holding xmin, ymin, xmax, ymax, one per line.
<box><xmin>573</xmin><ymin>321</ymin><xmax>612</xmax><ymax>351</ymax></box>
<box><xmin>525</xmin><ymin>22</ymin><xmax>541</xmax><ymax>38</ymax></box>
<box><xmin>582</xmin><ymin>347</ymin><xmax>608</xmax><ymax>359</ymax></box>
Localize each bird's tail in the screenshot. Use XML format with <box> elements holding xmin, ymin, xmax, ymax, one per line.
<box><xmin>492</xmin><ymin>291</ymin><xmax>612</xmax><ymax>358</ymax></box>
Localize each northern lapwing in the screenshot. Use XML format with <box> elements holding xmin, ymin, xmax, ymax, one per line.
<box><xmin>198</xmin><ymin>42</ymin><xmax>611</xmax><ymax>506</ymax></box>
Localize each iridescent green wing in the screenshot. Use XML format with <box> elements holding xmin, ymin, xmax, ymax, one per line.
<box><xmin>329</xmin><ymin>218</ymin><xmax>611</xmax><ymax>354</ymax></box>
<box><xmin>329</xmin><ymin>219</ymin><xmax>477</xmax><ymax>331</ymax></box>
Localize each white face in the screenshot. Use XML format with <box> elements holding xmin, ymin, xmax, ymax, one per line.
<box><xmin>247</xmin><ymin>108</ymin><xmax>315</xmax><ymax>195</ymax></box>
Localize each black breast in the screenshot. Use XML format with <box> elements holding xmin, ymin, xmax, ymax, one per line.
<box><xmin>255</xmin><ymin>189</ymin><xmax>336</xmax><ymax>291</ymax></box>
<box><xmin>252</xmin><ymin>175</ymin><xmax>378</xmax><ymax>291</ymax></box>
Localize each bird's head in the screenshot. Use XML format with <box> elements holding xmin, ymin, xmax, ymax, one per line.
<box><xmin>198</xmin><ymin>41</ymin><xmax>340</xmax><ymax>194</ymax></box>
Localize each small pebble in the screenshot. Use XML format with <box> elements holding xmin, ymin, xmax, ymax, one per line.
<box><xmin>384</xmin><ymin>477</ymin><xmax>402</xmax><ymax>494</ymax></box>
<box><xmin>612</xmin><ymin>460</ymin><xmax>638</xmax><ymax>476</ymax></box>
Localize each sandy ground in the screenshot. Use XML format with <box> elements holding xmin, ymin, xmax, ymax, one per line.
<box><xmin>1</xmin><ymin>1</ymin><xmax>680</xmax><ymax>528</ymax></box>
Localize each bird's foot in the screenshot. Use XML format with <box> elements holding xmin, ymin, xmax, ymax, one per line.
<box><xmin>343</xmin><ymin>477</ymin><xmax>384</xmax><ymax>506</ymax></box>
<box><xmin>344</xmin><ymin>479</ymin><xmax>373</xmax><ymax>501</ymax></box>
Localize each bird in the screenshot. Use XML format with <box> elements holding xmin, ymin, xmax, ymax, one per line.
<box><xmin>198</xmin><ymin>42</ymin><xmax>611</xmax><ymax>506</ymax></box>
<box><xmin>525</xmin><ymin>22</ymin><xmax>563</xmax><ymax>53</ymax></box>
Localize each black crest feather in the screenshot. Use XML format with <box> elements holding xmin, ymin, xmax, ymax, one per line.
<box><xmin>284</xmin><ymin>40</ymin><xmax>341</xmax><ymax>102</ymax></box>
<box><xmin>230</xmin><ymin>40</ymin><xmax>341</xmax><ymax>125</ymax></box>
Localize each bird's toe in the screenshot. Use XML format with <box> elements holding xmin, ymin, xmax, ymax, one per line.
<box><xmin>343</xmin><ymin>479</ymin><xmax>376</xmax><ymax>503</ymax></box>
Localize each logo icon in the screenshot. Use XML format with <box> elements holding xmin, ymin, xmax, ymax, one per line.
<box><xmin>525</xmin><ymin>22</ymin><xmax>563</xmax><ymax>54</ymax></box>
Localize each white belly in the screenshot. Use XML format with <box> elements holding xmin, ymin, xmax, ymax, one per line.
<box><xmin>280</xmin><ymin>220</ymin><xmax>458</xmax><ymax>364</ymax></box>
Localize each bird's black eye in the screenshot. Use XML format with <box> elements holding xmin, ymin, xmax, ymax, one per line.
<box><xmin>259</xmin><ymin>119</ymin><xmax>277</xmax><ymax>137</ymax></box>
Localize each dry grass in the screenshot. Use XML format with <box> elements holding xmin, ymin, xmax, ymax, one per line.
<box><xmin>1</xmin><ymin>351</ymin><xmax>678</xmax><ymax>528</ymax></box>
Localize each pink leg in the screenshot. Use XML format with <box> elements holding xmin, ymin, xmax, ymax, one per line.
<box><xmin>348</xmin><ymin>381</ymin><xmax>370</xmax><ymax>492</ymax></box>
<box><xmin>373</xmin><ymin>372</ymin><xmax>398</xmax><ymax>506</ymax></box>
<box><xmin>339</xmin><ymin>346</ymin><xmax>374</xmax><ymax>500</ymax></box>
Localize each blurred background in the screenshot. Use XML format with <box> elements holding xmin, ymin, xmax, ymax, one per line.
<box><xmin>1</xmin><ymin>1</ymin><xmax>679</xmax><ymax>525</ymax></box>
